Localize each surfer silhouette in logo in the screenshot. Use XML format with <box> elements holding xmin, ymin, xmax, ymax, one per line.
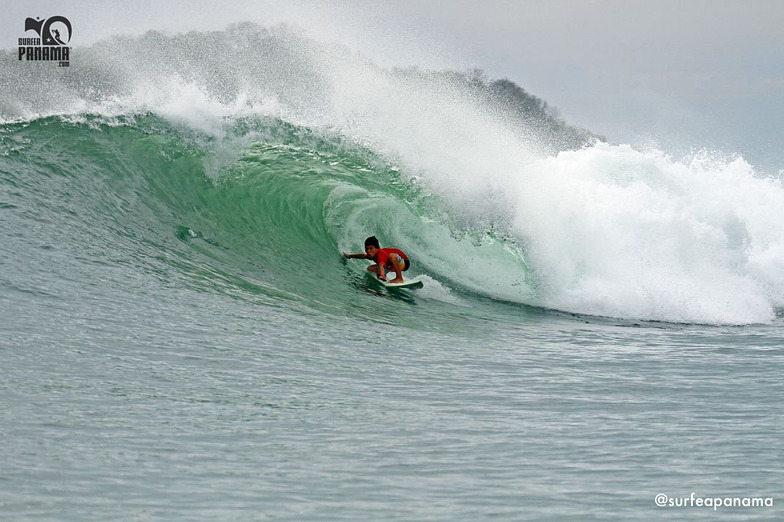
<box><xmin>343</xmin><ymin>236</ymin><xmax>410</xmax><ymax>283</ymax></box>
<box><xmin>52</xmin><ymin>29</ymin><xmax>65</xmax><ymax>45</ymax></box>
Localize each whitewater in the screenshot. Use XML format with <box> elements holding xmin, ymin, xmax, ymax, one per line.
<box><xmin>2</xmin><ymin>24</ymin><xmax>783</xmax><ymax>521</ymax></box>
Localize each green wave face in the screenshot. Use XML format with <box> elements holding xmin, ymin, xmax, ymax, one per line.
<box><xmin>7</xmin><ymin>109</ymin><xmax>781</xmax><ymax>326</ymax></box>
<box><xmin>1</xmin><ymin>115</ymin><xmax>534</xmax><ymax>330</ymax></box>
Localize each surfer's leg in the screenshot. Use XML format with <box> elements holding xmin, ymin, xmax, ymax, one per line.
<box><xmin>387</xmin><ymin>254</ymin><xmax>405</xmax><ymax>283</ymax></box>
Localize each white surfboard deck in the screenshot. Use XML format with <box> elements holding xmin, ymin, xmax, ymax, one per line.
<box><xmin>372</xmin><ymin>271</ymin><xmax>424</xmax><ymax>289</ymax></box>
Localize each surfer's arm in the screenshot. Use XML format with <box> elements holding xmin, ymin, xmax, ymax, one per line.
<box><xmin>375</xmin><ymin>261</ymin><xmax>387</xmax><ymax>280</ymax></box>
<box><xmin>342</xmin><ymin>252</ymin><xmax>368</xmax><ymax>259</ymax></box>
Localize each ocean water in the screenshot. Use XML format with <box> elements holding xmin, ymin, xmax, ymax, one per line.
<box><xmin>2</xmin><ymin>25</ymin><xmax>783</xmax><ymax>520</ymax></box>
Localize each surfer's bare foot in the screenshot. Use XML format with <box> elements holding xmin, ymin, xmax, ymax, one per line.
<box><xmin>389</xmin><ymin>277</ymin><xmax>404</xmax><ymax>284</ymax></box>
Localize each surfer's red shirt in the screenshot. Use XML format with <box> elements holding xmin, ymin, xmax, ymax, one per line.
<box><xmin>372</xmin><ymin>248</ymin><xmax>408</xmax><ymax>266</ymax></box>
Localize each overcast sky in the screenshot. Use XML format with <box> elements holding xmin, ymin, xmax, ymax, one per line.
<box><xmin>3</xmin><ymin>0</ymin><xmax>783</xmax><ymax>170</ymax></box>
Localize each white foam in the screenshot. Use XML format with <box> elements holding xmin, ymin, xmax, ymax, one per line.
<box><xmin>511</xmin><ymin>145</ymin><xmax>784</xmax><ymax>323</ymax></box>
<box><xmin>413</xmin><ymin>275</ymin><xmax>465</xmax><ymax>306</ymax></box>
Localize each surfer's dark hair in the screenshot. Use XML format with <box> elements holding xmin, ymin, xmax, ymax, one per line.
<box><xmin>364</xmin><ymin>236</ymin><xmax>380</xmax><ymax>248</ymax></box>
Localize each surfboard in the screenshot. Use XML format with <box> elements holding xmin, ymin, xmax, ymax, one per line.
<box><xmin>371</xmin><ymin>271</ymin><xmax>424</xmax><ymax>289</ymax></box>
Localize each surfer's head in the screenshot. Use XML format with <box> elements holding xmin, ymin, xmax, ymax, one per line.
<box><xmin>364</xmin><ymin>236</ymin><xmax>380</xmax><ymax>257</ymax></box>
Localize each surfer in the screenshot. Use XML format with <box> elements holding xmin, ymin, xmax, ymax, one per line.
<box><xmin>343</xmin><ymin>236</ymin><xmax>409</xmax><ymax>283</ymax></box>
